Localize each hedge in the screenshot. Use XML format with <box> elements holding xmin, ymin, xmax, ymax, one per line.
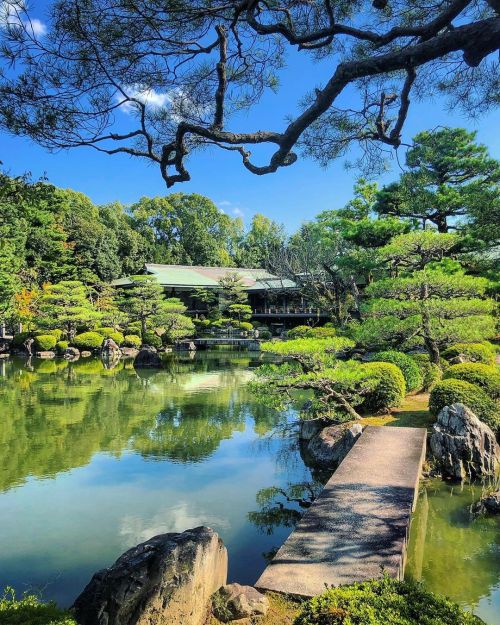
<box><xmin>288</xmin><ymin>325</ymin><xmax>337</xmax><ymax>339</ymax></box>
<box><xmin>36</xmin><ymin>329</ymin><xmax>63</xmax><ymax>341</ymax></box>
<box><xmin>429</xmin><ymin>379</ymin><xmax>499</xmax><ymax>433</ymax></box>
<box><xmin>444</xmin><ymin>363</ymin><xmax>500</xmax><ymax>400</ymax></box>
<box><xmin>411</xmin><ymin>353</ymin><xmax>443</xmax><ymax>390</ymax></box>
<box><xmin>294</xmin><ymin>577</ymin><xmax>482</xmax><ymax>625</ymax></box>
<box><xmin>33</xmin><ymin>335</ymin><xmax>57</xmax><ymax>352</ymax></box>
<box><xmin>72</xmin><ymin>332</ymin><xmax>104</xmax><ymax>351</ymax></box>
<box><xmin>442</xmin><ymin>342</ymin><xmax>496</xmax><ymax>365</ymax></box>
<box><xmin>372</xmin><ymin>351</ymin><xmax>422</xmax><ymax>392</ymax></box>
<box><xmin>95</xmin><ymin>327</ymin><xmax>116</xmax><ymax>337</ymax></box>
<box><xmin>122</xmin><ymin>334</ymin><xmax>141</xmax><ymax>348</ymax></box>
<box><xmin>0</xmin><ymin>587</ymin><xmax>76</xmax><ymax>625</ymax></box>
<box><xmin>108</xmin><ymin>331</ymin><xmax>124</xmax><ymax>346</ymax></box>
<box><xmin>55</xmin><ymin>340</ymin><xmax>69</xmax><ymax>355</ymax></box>
<box><xmin>361</xmin><ymin>362</ymin><xmax>406</xmax><ymax>412</ymax></box>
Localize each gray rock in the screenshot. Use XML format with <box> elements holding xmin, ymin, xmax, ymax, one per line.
<box><xmin>430</xmin><ymin>403</ymin><xmax>499</xmax><ymax>480</ymax></box>
<box><xmin>305</xmin><ymin>423</ymin><xmax>363</xmax><ymax>469</ymax></box>
<box><xmin>121</xmin><ymin>347</ymin><xmax>139</xmax><ymax>358</ymax></box>
<box><xmin>73</xmin><ymin>526</ymin><xmax>228</xmax><ymax>625</ymax></box>
<box><xmin>36</xmin><ymin>351</ymin><xmax>55</xmax><ymax>359</ymax></box>
<box><xmin>299</xmin><ymin>417</ymin><xmax>328</xmax><ymax>441</ymax></box>
<box><xmin>449</xmin><ymin>354</ymin><xmax>468</xmax><ymax>364</ymax></box>
<box><xmin>101</xmin><ymin>338</ymin><xmax>121</xmax><ymax>358</ymax></box>
<box><xmin>213</xmin><ymin>584</ymin><xmax>269</xmax><ymax>622</ymax></box>
<box><xmin>81</xmin><ymin>351</ymin><xmax>92</xmax><ymax>358</ymax></box>
<box><xmin>177</xmin><ymin>341</ymin><xmax>197</xmax><ymax>351</ymax></box>
<box><xmin>64</xmin><ymin>347</ymin><xmax>80</xmax><ymax>360</ymax></box>
<box><xmin>473</xmin><ymin>490</ymin><xmax>500</xmax><ymax>515</ymax></box>
<box><xmin>134</xmin><ymin>346</ymin><xmax>162</xmax><ymax>368</ymax></box>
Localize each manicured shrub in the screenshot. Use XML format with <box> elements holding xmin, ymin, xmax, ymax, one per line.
<box><xmin>36</xmin><ymin>328</ymin><xmax>63</xmax><ymax>341</ymax></box>
<box><xmin>442</xmin><ymin>342</ymin><xmax>496</xmax><ymax>365</ymax></box>
<box><xmin>122</xmin><ymin>334</ymin><xmax>141</xmax><ymax>348</ymax></box>
<box><xmin>11</xmin><ymin>332</ymin><xmax>31</xmax><ymax>347</ymax></box>
<box><xmin>287</xmin><ymin>325</ymin><xmax>312</xmax><ymax>338</ymax></box>
<box><xmin>237</xmin><ymin>321</ymin><xmax>253</xmax><ymax>332</ymax></box>
<box><xmin>429</xmin><ymin>379</ymin><xmax>499</xmax><ymax>433</ymax></box>
<box><xmin>108</xmin><ymin>331</ymin><xmax>124</xmax><ymax>346</ymax></box>
<box><xmin>411</xmin><ymin>353</ymin><xmax>443</xmax><ymax>390</ymax></box>
<box><xmin>294</xmin><ymin>577</ymin><xmax>482</xmax><ymax>625</ymax></box>
<box><xmin>33</xmin><ymin>334</ymin><xmax>57</xmax><ymax>352</ymax></box>
<box><xmin>55</xmin><ymin>340</ymin><xmax>69</xmax><ymax>354</ymax></box>
<box><xmin>361</xmin><ymin>362</ymin><xmax>406</xmax><ymax>412</ymax></box>
<box><xmin>95</xmin><ymin>327</ymin><xmax>116</xmax><ymax>337</ymax></box>
<box><xmin>72</xmin><ymin>331</ymin><xmax>104</xmax><ymax>351</ymax></box>
<box><xmin>372</xmin><ymin>350</ymin><xmax>423</xmax><ymax>392</ymax></box>
<box><xmin>259</xmin><ymin>330</ymin><xmax>272</xmax><ymax>340</ymax></box>
<box><xmin>142</xmin><ymin>331</ymin><xmax>162</xmax><ymax>349</ymax></box>
<box><xmin>0</xmin><ymin>587</ymin><xmax>77</xmax><ymax>625</ymax></box>
<box><xmin>307</xmin><ymin>327</ymin><xmax>337</xmax><ymax>338</ymax></box>
<box><xmin>444</xmin><ymin>363</ymin><xmax>500</xmax><ymax>400</ymax></box>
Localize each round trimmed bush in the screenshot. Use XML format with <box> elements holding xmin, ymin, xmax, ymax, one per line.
<box><xmin>95</xmin><ymin>327</ymin><xmax>116</xmax><ymax>337</ymax></box>
<box><xmin>411</xmin><ymin>353</ymin><xmax>443</xmax><ymax>390</ymax></box>
<box><xmin>34</xmin><ymin>334</ymin><xmax>57</xmax><ymax>351</ymax></box>
<box><xmin>287</xmin><ymin>325</ymin><xmax>312</xmax><ymax>339</ymax></box>
<box><xmin>142</xmin><ymin>331</ymin><xmax>162</xmax><ymax>349</ymax></box>
<box><xmin>444</xmin><ymin>363</ymin><xmax>500</xmax><ymax>400</ymax></box>
<box><xmin>442</xmin><ymin>342</ymin><xmax>496</xmax><ymax>365</ymax></box>
<box><xmin>122</xmin><ymin>334</ymin><xmax>141</xmax><ymax>348</ymax></box>
<box><xmin>55</xmin><ymin>340</ymin><xmax>69</xmax><ymax>354</ymax></box>
<box><xmin>108</xmin><ymin>331</ymin><xmax>124</xmax><ymax>346</ymax></box>
<box><xmin>259</xmin><ymin>329</ymin><xmax>272</xmax><ymax>340</ymax></box>
<box><xmin>372</xmin><ymin>351</ymin><xmax>423</xmax><ymax>392</ymax></box>
<box><xmin>361</xmin><ymin>362</ymin><xmax>406</xmax><ymax>412</ymax></box>
<box><xmin>35</xmin><ymin>328</ymin><xmax>63</xmax><ymax>341</ymax></box>
<box><xmin>72</xmin><ymin>331</ymin><xmax>104</xmax><ymax>351</ymax></box>
<box><xmin>429</xmin><ymin>379</ymin><xmax>499</xmax><ymax>433</ymax></box>
<box><xmin>294</xmin><ymin>577</ymin><xmax>482</xmax><ymax>625</ymax></box>
<box><xmin>237</xmin><ymin>321</ymin><xmax>253</xmax><ymax>332</ymax></box>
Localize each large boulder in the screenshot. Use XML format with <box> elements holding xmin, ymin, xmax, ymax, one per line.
<box><xmin>101</xmin><ymin>338</ymin><xmax>121</xmax><ymax>360</ymax></box>
<box><xmin>303</xmin><ymin>423</ymin><xmax>363</xmax><ymax>470</ymax></box>
<box><xmin>64</xmin><ymin>347</ymin><xmax>80</xmax><ymax>360</ymax></box>
<box><xmin>212</xmin><ymin>584</ymin><xmax>269</xmax><ymax>622</ymax></box>
<box><xmin>299</xmin><ymin>417</ymin><xmax>329</xmax><ymax>441</ymax></box>
<box><xmin>73</xmin><ymin>526</ymin><xmax>228</xmax><ymax>625</ymax></box>
<box><xmin>134</xmin><ymin>346</ymin><xmax>163</xmax><ymax>368</ymax></box>
<box><xmin>430</xmin><ymin>403</ymin><xmax>499</xmax><ymax>480</ymax></box>
<box><xmin>473</xmin><ymin>490</ymin><xmax>500</xmax><ymax>515</ymax></box>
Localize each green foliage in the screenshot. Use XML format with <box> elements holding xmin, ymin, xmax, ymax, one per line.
<box><xmin>236</xmin><ymin>321</ymin><xmax>253</xmax><ymax>332</ymax></box>
<box><xmin>95</xmin><ymin>327</ymin><xmax>116</xmax><ymax>337</ymax></box>
<box><xmin>429</xmin><ymin>379</ymin><xmax>499</xmax><ymax>432</ymax></box>
<box><xmin>227</xmin><ymin>303</ymin><xmax>252</xmax><ymax>322</ymax></box>
<box><xmin>38</xmin><ymin>280</ymin><xmax>101</xmax><ymax>339</ymax></box>
<box><xmin>259</xmin><ymin>329</ymin><xmax>272</xmax><ymax>340</ymax></box>
<box><xmin>288</xmin><ymin>326</ymin><xmax>337</xmax><ymax>339</ymax></box>
<box><xmin>361</xmin><ymin>362</ymin><xmax>406</xmax><ymax>412</ymax></box>
<box><xmin>159</xmin><ymin>314</ymin><xmax>195</xmax><ymax>344</ymax></box>
<box><xmin>142</xmin><ymin>331</ymin><xmax>162</xmax><ymax>349</ymax></box>
<box><xmin>108</xmin><ymin>331</ymin><xmax>124</xmax><ymax>346</ymax></box>
<box><xmin>55</xmin><ymin>340</ymin><xmax>69</xmax><ymax>354</ymax></box>
<box><xmin>442</xmin><ymin>342</ymin><xmax>496</xmax><ymax>365</ymax></box>
<box><xmin>118</xmin><ymin>275</ymin><xmax>166</xmax><ymax>336</ymax></box>
<box><xmin>72</xmin><ymin>331</ymin><xmax>104</xmax><ymax>351</ymax></box>
<box><xmin>11</xmin><ymin>331</ymin><xmax>31</xmax><ymax>347</ymax></box>
<box><xmin>372</xmin><ymin>351</ymin><xmax>423</xmax><ymax>392</ymax></box>
<box><xmin>235</xmin><ymin>213</ymin><xmax>285</xmax><ymax>268</ymax></box>
<box><xmin>444</xmin><ymin>363</ymin><xmax>500</xmax><ymax>400</ymax></box>
<box><xmin>0</xmin><ymin>587</ymin><xmax>76</xmax><ymax>625</ymax></box>
<box><xmin>122</xmin><ymin>334</ymin><xmax>141</xmax><ymax>348</ymax></box>
<box><xmin>218</xmin><ymin>272</ymin><xmax>248</xmax><ymax>311</ymax></box>
<box><xmin>411</xmin><ymin>354</ymin><xmax>443</xmax><ymax>390</ymax></box>
<box><xmin>261</xmin><ymin>337</ymin><xmax>355</xmax><ymax>370</ymax></box>
<box><xmin>294</xmin><ymin>577</ymin><xmax>482</xmax><ymax>625</ymax></box>
<box><xmin>33</xmin><ymin>335</ymin><xmax>57</xmax><ymax>352</ymax></box>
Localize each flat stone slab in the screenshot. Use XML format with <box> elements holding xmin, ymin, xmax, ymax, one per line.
<box><xmin>256</xmin><ymin>426</ymin><xmax>426</xmax><ymax>597</ymax></box>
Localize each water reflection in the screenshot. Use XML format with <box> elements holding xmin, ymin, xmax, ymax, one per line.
<box><xmin>406</xmin><ymin>479</ymin><xmax>500</xmax><ymax>625</ymax></box>
<box><xmin>0</xmin><ymin>353</ymin><xmax>312</xmax><ymax>607</ymax></box>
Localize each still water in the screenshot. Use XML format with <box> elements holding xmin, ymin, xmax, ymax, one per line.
<box><xmin>0</xmin><ymin>354</ymin><xmax>499</xmax><ymax>624</ymax></box>
<box><xmin>0</xmin><ymin>353</ymin><xmax>313</xmax><ymax>607</ymax></box>
<box><xmin>406</xmin><ymin>479</ymin><xmax>500</xmax><ymax>625</ymax></box>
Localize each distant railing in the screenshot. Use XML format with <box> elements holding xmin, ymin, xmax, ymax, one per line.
<box><xmin>252</xmin><ymin>307</ymin><xmax>327</xmax><ymax>316</ymax></box>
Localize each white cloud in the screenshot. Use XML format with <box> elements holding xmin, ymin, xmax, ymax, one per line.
<box><xmin>232</xmin><ymin>207</ymin><xmax>244</xmax><ymax>218</ymax></box>
<box><xmin>0</xmin><ymin>1</ymin><xmax>47</xmax><ymax>37</ymax></box>
<box><xmin>116</xmin><ymin>85</ymin><xmax>170</xmax><ymax>113</ymax></box>
<box><xmin>218</xmin><ymin>200</ymin><xmax>232</xmax><ymax>208</ymax></box>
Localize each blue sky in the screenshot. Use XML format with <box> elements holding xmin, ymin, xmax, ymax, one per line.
<box><xmin>2</xmin><ymin>4</ymin><xmax>500</xmax><ymax>232</ymax></box>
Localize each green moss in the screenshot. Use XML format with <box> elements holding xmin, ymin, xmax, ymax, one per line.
<box><xmin>372</xmin><ymin>351</ymin><xmax>423</xmax><ymax>392</ymax></box>
<box><xmin>294</xmin><ymin>578</ymin><xmax>482</xmax><ymax>625</ymax></box>
<box><xmin>429</xmin><ymin>379</ymin><xmax>499</xmax><ymax>433</ymax></box>
<box><xmin>0</xmin><ymin>587</ymin><xmax>76</xmax><ymax>625</ymax></box>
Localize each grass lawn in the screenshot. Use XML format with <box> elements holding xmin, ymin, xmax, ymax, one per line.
<box><xmin>357</xmin><ymin>393</ymin><xmax>435</xmax><ymax>431</ymax></box>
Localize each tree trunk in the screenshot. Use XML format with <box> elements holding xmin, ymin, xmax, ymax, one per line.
<box><xmin>141</xmin><ymin>317</ymin><xmax>147</xmax><ymax>338</ymax></box>
<box><xmin>420</xmin><ymin>283</ymin><xmax>440</xmax><ymax>365</ymax></box>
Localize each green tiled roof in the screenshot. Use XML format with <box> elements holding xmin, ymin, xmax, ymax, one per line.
<box><xmin>113</xmin><ymin>264</ymin><xmax>296</xmax><ymax>290</ymax></box>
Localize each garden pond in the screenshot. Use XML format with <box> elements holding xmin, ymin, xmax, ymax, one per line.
<box><xmin>0</xmin><ymin>353</ymin><xmax>498</xmax><ymax>624</ymax></box>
